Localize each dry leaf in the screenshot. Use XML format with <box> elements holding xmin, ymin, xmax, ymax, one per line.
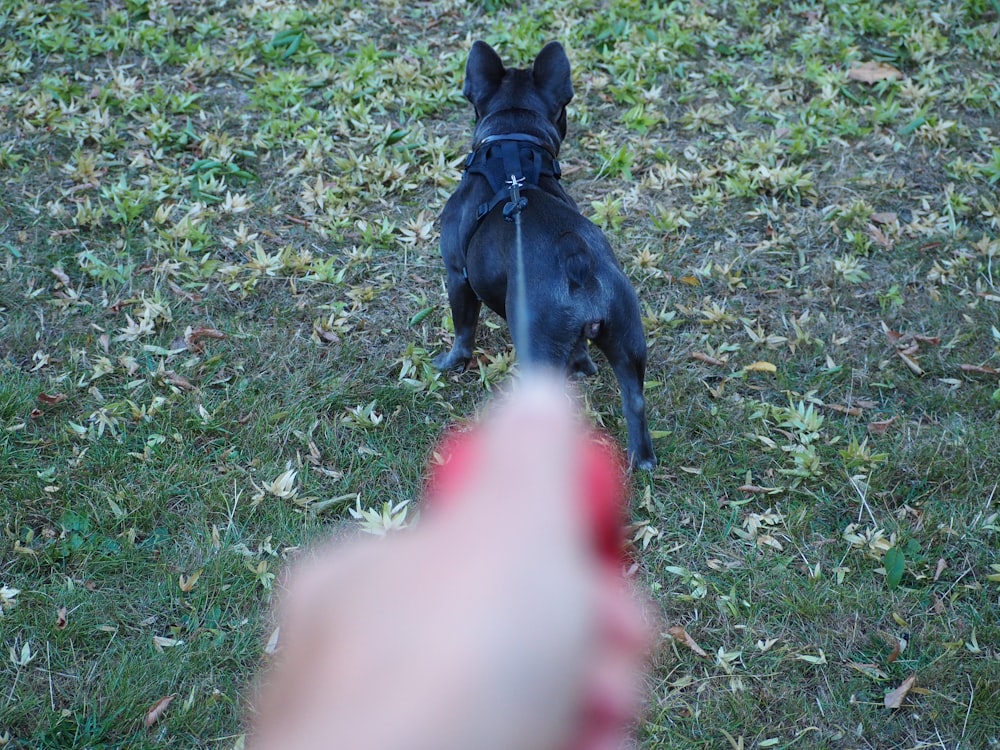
<box><xmin>184</xmin><ymin>326</ymin><xmax>225</xmax><ymax>353</ymax></box>
<box><xmin>667</xmin><ymin>625</ymin><xmax>708</xmax><ymax>657</ymax></box>
<box><xmin>960</xmin><ymin>364</ymin><xmax>999</xmax><ymax>375</ymax></box>
<box><xmin>884</xmin><ymin>674</ymin><xmax>916</xmax><ymax>709</ymax></box>
<box><xmin>38</xmin><ymin>393</ymin><xmax>67</xmax><ymax>406</ymax></box>
<box><xmin>887</xmin><ymin>637</ymin><xmax>901</xmax><ymax>664</ymax></box>
<box><xmin>848</xmin><ymin>60</ymin><xmax>903</xmax><ymax>84</ymax></box>
<box><xmin>870</xmin><ymin>212</ymin><xmax>898</xmax><ymax>225</ymax></box>
<box><xmin>50</xmin><ymin>267</ymin><xmax>71</xmax><ymax>286</ymax></box>
<box><xmin>823</xmin><ymin>403</ymin><xmax>863</xmax><ymax>417</ymax></box>
<box><xmin>867</xmin><ymin>223</ymin><xmax>894</xmax><ymax>250</ymax></box>
<box><xmin>738</xmin><ymin>484</ymin><xmax>782</xmax><ymax>494</ymax></box>
<box><xmin>679</xmin><ymin>275</ymin><xmax>701</xmax><ymax>287</ymax></box>
<box><xmin>933</xmin><ymin>558</ymin><xmax>947</xmax><ymax>582</ymax></box>
<box><xmin>882</xmin><ymin>324</ymin><xmax>904</xmax><ymax>342</ymax></box>
<box><xmin>152</xmin><ymin>636</ymin><xmax>185</xmax><ymax>651</ymax></box>
<box><xmin>187</xmin><ymin>327</ymin><xmax>225</xmax><ymax>343</ymax></box>
<box><xmin>848</xmin><ymin>661</ymin><xmax>889</xmax><ymax>680</ymax></box>
<box><xmin>264</xmin><ymin>625</ymin><xmax>281</xmax><ymax>655</ymax></box>
<box><xmin>744</xmin><ymin>361</ymin><xmax>777</xmax><ymax>374</ymax></box>
<box><xmin>56</xmin><ymin>606</ymin><xmax>68</xmax><ymax>629</ymax></box>
<box><xmin>144</xmin><ymin>695</ymin><xmax>174</xmax><ymax>728</ymax></box>
<box><xmin>162</xmin><ymin>371</ymin><xmax>195</xmax><ymax>391</ymax></box>
<box><xmin>691</xmin><ymin>351</ymin><xmax>726</xmax><ymax>366</ymax></box>
<box><xmin>913</xmin><ymin>335</ymin><xmax>940</xmax><ymax>346</ymax></box>
<box><xmin>897</xmin><ymin>350</ymin><xmax>924</xmax><ymax>376</ymax></box>
<box><xmin>178</xmin><ymin>569</ymin><xmax>202</xmax><ymax>593</ymax></box>
<box><xmin>868</xmin><ymin>417</ymin><xmax>897</xmax><ymax>434</ymax></box>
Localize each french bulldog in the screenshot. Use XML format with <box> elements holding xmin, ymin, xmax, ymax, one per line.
<box><xmin>434</xmin><ymin>40</ymin><xmax>656</xmax><ymax>471</ymax></box>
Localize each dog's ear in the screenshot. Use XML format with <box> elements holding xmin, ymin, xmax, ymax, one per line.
<box><xmin>532</xmin><ymin>41</ymin><xmax>573</xmax><ymax>109</ymax></box>
<box><xmin>463</xmin><ymin>41</ymin><xmax>505</xmax><ymax>113</ymax></box>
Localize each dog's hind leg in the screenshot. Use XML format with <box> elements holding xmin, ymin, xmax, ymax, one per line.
<box><xmin>434</xmin><ymin>274</ymin><xmax>481</xmax><ymax>371</ymax></box>
<box><xmin>567</xmin><ymin>337</ymin><xmax>598</xmax><ymax>378</ymax></box>
<box><xmin>594</xmin><ymin>323</ymin><xmax>656</xmax><ymax>471</ymax></box>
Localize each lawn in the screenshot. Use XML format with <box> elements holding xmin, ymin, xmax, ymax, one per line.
<box><xmin>1</xmin><ymin>0</ymin><xmax>999</xmax><ymax>748</ymax></box>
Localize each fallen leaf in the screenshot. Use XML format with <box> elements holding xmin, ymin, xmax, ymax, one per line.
<box><xmin>162</xmin><ymin>371</ymin><xmax>195</xmax><ymax>391</ymax></box>
<box><xmin>960</xmin><ymin>364</ymin><xmax>999</xmax><ymax>375</ymax></box>
<box><xmin>667</xmin><ymin>625</ymin><xmax>708</xmax><ymax>657</ymax></box>
<box><xmin>913</xmin><ymin>335</ymin><xmax>940</xmax><ymax>346</ymax></box>
<box><xmin>152</xmin><ymin>636</ymin><xmax>185</xmax><ymax>651</ymax></box>
<box><xmin>144</xmin><ymin>695</ymin><xmax>174</xmax><ymax>728</ymax></box>
<box><xmin>264</xmin><ymin>625</ymin><xmax>281</xmax><ymax>655</ymax></box>
<box><xmin>184</xmin><ymin>326</ymin><xmax>225</xmax><ymax>352</ymax></box>
<box><xmin>867</xmin><ymin>223</ymin><xmax>894</xmax><ymax>250</ymax></box>
<box><xmin>848</xmin><ymin>60</ymin><xmax>903</xmax><ymax>84</ymax></box>
<box><xmin>679</xmin><ymin>275</ymin><xmax>701</xmax><ymax>287</ymax></box>
<box><xmin>56</xmin><ymin>606</ymin><xmax>68</xmax><ymax>629</ymax></box>
<box><xmin>738</xmin><ymin>484</ymin><xmax>783</xmax><ymax>494</ymax></box>
<box><xmin>743</xmin><ymin>360</ymin><xmax>777</xmax><ymax>374</ymax></box>
<box><xmin>887</xmin><ymin>637</ymin><xmax>901</xmax><ymax>664</ymax></box>
<box><xmin>38</xmin><ymin>393</ymin><xmax>67</xmax><ymax>406</ymax></box>
<box><xmin>897</xmin><ymin>350</ymin><xmax>924</xmax><ymax>376</ymax></box>
<box><xmin>187</xmin><ymin>327</ymin><xmax>225</xmax><ymax>343</ymax></box>
<box><xmin>848</xmin><ymin>661</ymin><xmax>889</xmax><ymax>681</ymax></box>
<box><xmin>756</xmin><ymin>533</ymin><xmax>784</xmax><ymax>551</ymax></box>
<box><xmin>50</xmin><ymin>267</ymin><xmax>71</xmax><ymax>286</ymax></box>
<box><xmin>823</xmin><ymin>403</ymin><xmax>863</xmax><ymax>417</ymax></box>
<box><xmin>794</xmin><ymin>650</ymin><xmax>827</xmax><ymax>665</ymax></box>
<box><xmin>691</xmin><ymin>351</ymin><xmax>726</xmax><ymax>366</ymax></box>
<box><xmin>933</xmin><ymin>558</ymin><xmax>947</xmax><ymax>582</ymax></box>
<box><xmin>884</xmin><ymin>674</ymin><xmax>916</xmax><ymax>709</ymax></box>
<box><xmin>178</xmin><ymin>569</ymin><xmax>202</xmax><ymax>593</ymax></box>
<box><xmin>870</xmin><ymin>212</ymin><xmax>898</xmax><ymax>225</ymax></box>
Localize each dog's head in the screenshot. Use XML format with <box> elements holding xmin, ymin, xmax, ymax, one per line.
<box><xmin>463</xmin><ymin>41</ymin><xmax>574</xmax><ymax>153</ymax></box>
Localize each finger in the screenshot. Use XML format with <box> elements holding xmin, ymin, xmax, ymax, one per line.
<box><xmin>476</xmin><ymin>374</ymin><xmax>587</xmax><ymax>532</ymax></box>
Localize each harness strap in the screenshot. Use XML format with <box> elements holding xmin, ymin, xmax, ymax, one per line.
<box><xmin>463</xmin><ymin>135</ymin><xmax>561</xmax><ymax>221</ymax></box>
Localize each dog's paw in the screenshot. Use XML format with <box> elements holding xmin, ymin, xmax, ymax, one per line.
<box><xmin>433</xmin><ymin>350</ymin><xmax>471</xmax><ymax>372</ymax></box>
<box><xmin>569</xmin><ymin>355</ymin><xmax>598</xmax><ymax>378</ymax></box>
<box><xmin>629</xmin><ymin>453</ymin><xmax>657</xmax><ymax>473</ymax></box>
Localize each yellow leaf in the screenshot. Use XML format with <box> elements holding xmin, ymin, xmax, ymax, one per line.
<box><xmin>744</xmin><ymin>361</ymin><xmax>777</xmax><ymax>373</ymax></box>
<box><xmin>179</xmin><ymin>569</ymin><xmax>203</xmax><ymax>593</ymax></box>
<box><xmin>679</xmin><ymin>275</ymin><xmax>701</xmax><ymax>286</ymax></box>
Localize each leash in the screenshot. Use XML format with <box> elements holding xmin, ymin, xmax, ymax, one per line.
<box><xmin>503</xmin><ymin>173</ymin><xmax>532</xmax><ymax>365</ymax></box>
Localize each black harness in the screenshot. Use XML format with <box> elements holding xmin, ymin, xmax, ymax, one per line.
<box><xmin>463</xmin><ymin>133</ymin><xmax>562</xmax><ymax>221</ymax></box>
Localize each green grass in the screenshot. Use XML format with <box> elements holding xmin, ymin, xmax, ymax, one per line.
<box><xmin>2</xmin><ymin>0</ymin><xmax>1000</xmax><ymax>747</ymax></box>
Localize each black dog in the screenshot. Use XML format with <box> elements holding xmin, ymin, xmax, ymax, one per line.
<box><xmin>434</xmin><ymin>40</ymin><xmax>656</xmax><ymax>471</ymax></box>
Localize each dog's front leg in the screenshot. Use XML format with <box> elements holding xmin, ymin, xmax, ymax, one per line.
<box><xmin>433</xmin><ymin>272</ymin><xmax>481</xmax><ymax>371</ymax></box>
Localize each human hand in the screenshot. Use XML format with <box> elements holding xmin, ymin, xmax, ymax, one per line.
<box><xmin>248</xmin><ymin>376</ymin><xmax>649</xmax><ymax>750</ymax></box>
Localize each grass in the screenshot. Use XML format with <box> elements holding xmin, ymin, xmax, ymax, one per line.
<box><xmin>2</xmin><ymin>0</ymin><xmax>1000</xmax><ymax>747</ymax></box>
